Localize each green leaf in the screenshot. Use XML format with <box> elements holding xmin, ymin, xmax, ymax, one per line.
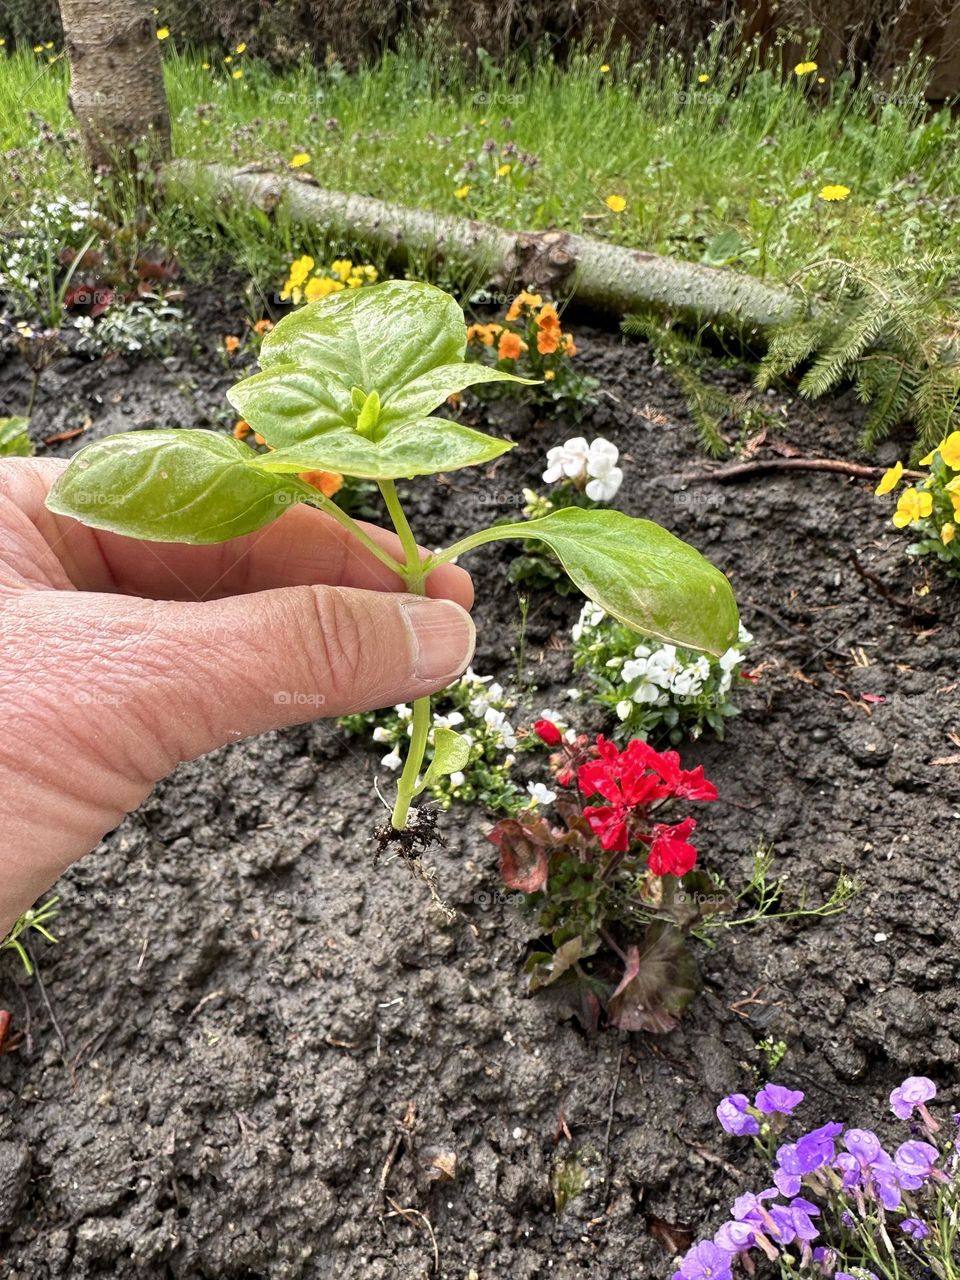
<box><xmin>0</xmin><ymin>416</ymin><xmax>33</xmax><ymax>457</ymax></box>
<box><xmin>494</xmin><ymin>508</ymin><xmax>739</xmax><ymax>655</ymax></box>
<box><xmin>227</xmin><ymin>280</ymin><xmax>533</xmax><ymax>476</ymax></box>
<box><xmin>256</xmin><ymin>419</ymin><xmax>511</xmax><ymax>480</ymax></box>
<box><xmin>420</xmin><ymin>727</ymin><xmax>471</xmax><ymax>790</ymax></box>
<box><xmin>45</xmin><ymin>430</ymin><xmax>309</xmax><ymax>543</ymax></box>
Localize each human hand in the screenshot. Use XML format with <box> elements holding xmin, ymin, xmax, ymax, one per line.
<box><xmin>0</xmin><ymin>458</ymin><xmax>475</xmax><ymax>934</ymax></box>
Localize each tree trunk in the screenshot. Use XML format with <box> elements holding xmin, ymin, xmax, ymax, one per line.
<box><xmin>164</xmin><ymin>162</ymin><xmax>800</xmax><ymax>329</ymax></box>
<box><xmin>59</xmin><ymin>0</ymin><xmax>171</xmax><ymax>169</ymax></box>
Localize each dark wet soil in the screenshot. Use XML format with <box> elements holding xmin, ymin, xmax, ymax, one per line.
<box><xmin>1</xmin><ymin>283</ymin><xmax>958</xmax><ymax>1279</ymax></box>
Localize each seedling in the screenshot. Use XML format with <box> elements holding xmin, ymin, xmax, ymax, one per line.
<box><xmin>1</xmin><ymin>896</ymin><xmax>59</xmax><ymax>976</ymax></box>
<box><xmin>46</xmin><ymin>280</ymin><xmax>739</xmax><ymax>834</ymax></box>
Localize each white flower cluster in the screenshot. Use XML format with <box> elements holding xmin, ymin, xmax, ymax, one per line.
<box><xmin>571</xmin><ymin>601</ymin><xmax>753</xmax><ymax>734</ymax></box>
<box><xmin>543</xmin><ymin>436</ymin><xmax>623</xmax><ymax>502</ymax></box>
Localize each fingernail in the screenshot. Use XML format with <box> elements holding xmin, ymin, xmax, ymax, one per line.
<box><xmin>403</xmin><ymin>598</ymin><xmax>476</xmax><ymax>683</ymax></box>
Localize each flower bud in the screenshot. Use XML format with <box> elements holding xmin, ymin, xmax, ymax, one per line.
<box><xmin>533</xmin><ymin>718</ymin><xmax>562</xmax><ymax>746</ymax></box>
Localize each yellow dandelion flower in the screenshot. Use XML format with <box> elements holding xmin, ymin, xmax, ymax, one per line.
<box><xmin>236</xmin><ymin>42</ymin><xmax>247</xmax><ymax>53</ymax></box>
<box><xmin>794</xmin><ymin>61</ymin><xmax>818</xmax><ymax>76</ymax></box>
<box><xmin>698</xmin><ymin>73</ymin><xmax>710</xmax><ymax>83</ymax></box>
<box><xmin>232</xmin><ymin>68</ymin><xmax>243</xmax><ymax>79</ymax></box>
<box><xmin>362</xmin><ymin>265</ymin><xmax>378</xmax><ymax>281</ymax></box>
<box><xmin>330</xmin><ymin>258</ymin><xmax>353</xmax><ymax>282</ymax></box>
<box><xmin>600</xmin><ymin>64</ymin><xmax>610</xmax><ymax>74</ymax></box>
<box><xmin>605</xmin><ymin>194</ymin><xmax>627</xmax><ymax>213</ymax></box>
<box><xmin>819</xmin><ymin>184</ymin><xmax>851</xmax><ymax>201</ymax></box>
<box><xmin>156</xmin><ymin>27</ymin><xmax>170</xmax><ymax>39</ymax></box>
<box><xmin>454</xmin><ymin>184</ymin><xmax>470</xmax><ymax>199</ymax></box>
<box><xmin>289</xmin><ymin>152</ymin><xmax>311</xmax><ymax>168</ymax></box>
<box><xmin>497</xmin><ymin>163</ymin><xmax>512</xmax><ymax>177</ymax></box>
<box><xmin>223</xmin><ymin>54</ymin><xmax>233</xmax><ymax>63</ymax></box>
<box><xmin>874</xmin><ymin>460</ymin><xmax>903</xmax><ymax>496</ymax></box>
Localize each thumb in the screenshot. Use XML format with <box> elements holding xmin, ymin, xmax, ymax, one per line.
<box><xmin>135</xmin><ymin>584</ymin><xmax>477</xmax><ymax>764</ymax></box>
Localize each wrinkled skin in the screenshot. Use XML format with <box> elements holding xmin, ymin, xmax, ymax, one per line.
<box><xmin>0</xmin><ymin>459</ymin><xmax>475</xmax><ymax>934</ymax></box>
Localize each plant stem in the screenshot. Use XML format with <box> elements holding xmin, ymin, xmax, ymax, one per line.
<box><xmin>378</xmin><ymin>479</ymin><xmax>430</xmax><ymax>829</ymax></box>
<box><xmin>425</xmin><ymin>521</ymin><xmax>530</xmax><ymax>568</ymax></box>
<box><xmin>300</xmin><ymin>486</ymin><xmax>406</xmax><ymax>577</ymax></box>
<box><xmin>379</xmin><ymin>478</ymin><xmax>425</xmax><ymax>592</ymax></box>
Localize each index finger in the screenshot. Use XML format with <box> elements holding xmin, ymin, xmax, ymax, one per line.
<box><xmin>3</xmin><ymin>458</ymin><xmax>474</xmax><ymax>609</ymax></box>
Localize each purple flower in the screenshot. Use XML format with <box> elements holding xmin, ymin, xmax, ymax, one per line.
<box><xmin>713</xmin><ymin>1220</ymin><xmax>758</xmax><ymax>1255</ymax></box>
<box><xmin>717</xmin><ymin>1094</ymin><xmax>760</xmax><ymax>1136</ymax></box>
<box><xmin>836</xmin><ymin>1273</ymin><xmax>878</xmax><ymax>1280</ymax></box>
<box><xmin>767</xmin><ymin>1196</ymin><xmax>821</xmax><ymax>1245</ymax></box>
<box><xmin>844</xmin><ymin>1129</ymin><xmax>883</xmax><ymax>1165</ymax></box>
<box><xmin>755</xmin><ymin>1083</ymin><xmax>805</xmax><ymax>1115</ymax></box>
<box><xmin>890</xmin><ymin>1077</ymin><xmax>936</xmax><ymax>1120</ymax></box>
<box><xmin>895</xmin><ymin>1140</ymin><xmax>941</xmax><ymax>1183</ymax></box>
<box><xmin>900</xmin><ymin>1217</ymin><xmax>930</xmax><ymax>1241</ymax></box>
<box><xmin>813</xmin><ymin>1247</ymin><xmax>837</xmax><ymax>1275</ymax></box>
<box><xmin>833</xmin><ymin>1152</ymin><xmax>861</xmax><ymax>1189</ymax></box>
<box><xmin>672</xmin><ymin>1240</ymin><xmax>733</xmax><ymax>1280</ymax></box>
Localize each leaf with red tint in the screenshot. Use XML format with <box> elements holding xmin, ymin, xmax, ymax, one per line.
<box><xmin>136</xmin><ymin>254</ymin><xmax>180</xmax><ymax>283</ymax></box>
<box><xmin>488</xmin><ymin>815</ymin><xmax>551</xmax><ymax>892</ymax></box>
<box><xmin>607</xmin><ymin>923</ymin><xmax>698</xmax><ymax>1033</ymax></box>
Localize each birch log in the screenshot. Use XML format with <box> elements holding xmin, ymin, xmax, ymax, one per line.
<box><xmin>164</xmin><ymin>162</ymin><xmax>800</xmax><ymax>328</ymax></box>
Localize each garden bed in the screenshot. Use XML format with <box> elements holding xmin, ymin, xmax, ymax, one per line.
<box><xmin>0</xmin><ymin>290</ymin><xmax>958</xmax><ymax>1279</ymax></box>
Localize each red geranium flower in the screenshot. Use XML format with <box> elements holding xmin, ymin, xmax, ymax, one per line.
<box><xmin>647</xmin><ymin>817</ymin><xmax>699</xmax><ymax>877</ymax></box>
<box><xmin>533</xmin><ymin>718</ymin><xmax>562</xmax><ymax>746</ymax></box>
<box><xmin>578</xmin><ymin>736</ymin><xmax>670</xmax><ymax>851</ymax></box>
<box><xmin>620</xmin><ymin>739</ymin><xmax>718</xmax><ymax>802</ymax></box>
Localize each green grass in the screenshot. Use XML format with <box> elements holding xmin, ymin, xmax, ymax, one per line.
<box><xmin>1</xmin><ymin>32</ymin><xmax>959</xmax><ymax>297</ymax></box>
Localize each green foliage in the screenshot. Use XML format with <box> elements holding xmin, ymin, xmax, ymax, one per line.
<box><xmin>46</xmin><ymin>280</ymin><xmax>737</xmax><ymax>834</ymax></box>
<box><xmin>0</xmin><ymin>416</ymin><xmax>33</xmax><ymax>456</ymax></box>
<box><xmin>2</xmin><ymin>41</ymin><xmax>959</xmax><ymax>306</ymax></box>
<box><xmin>1</xmin><ymin>897</ymin><xmax>59</xmax><ymax>976</ymax></box>
<box><xmin>758</xmin><ymin>255</ymin><xmax>960</xmax><ymax>451</ymax></box>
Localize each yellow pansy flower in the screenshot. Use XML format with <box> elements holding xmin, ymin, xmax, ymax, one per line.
<box><xmin>289</xmin><ymin>152</ymin><xmax>311</xmax><ymax>168</ymax></box>
<box><xmin>938</xmin><ymin>431</ymin><xmax>960</xmax><ymax>469</ymax></box>
<box><xmin>454</xmin><ymin>185</ymin><xmax>470</xmax><ymax>199</ymax></box>
<box><xmin>156</xmin><ymin>27</ymin><xmax>170</xmax><ymax>39</ymax></box>
<box><xmin>605</xmin><ymin>194</ymin><xmax>626</xmax><ymax>213</ymax></box>
<box><xmin>875</xmin><ymin>460</ymin><xmax>903</xmax><ymax>495</ymax></box>
<box><xmin>892</xmin><ymin>487</ymin><xmax>933</xmax><ymax>528</ymax></box>
<box><xmin>941</xmin><ymin>522</ymin><xmax>955</xmax><ymax>545</ymax></box>
<box><xmin>794</xmin><ymin>61</ymin><xmax>818</xmax><ymax>75</ymax></box>
<box><xmin>819</xmin><ymin>185</ymin><xmax>851</xmax><ymax>201</ymax></box>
